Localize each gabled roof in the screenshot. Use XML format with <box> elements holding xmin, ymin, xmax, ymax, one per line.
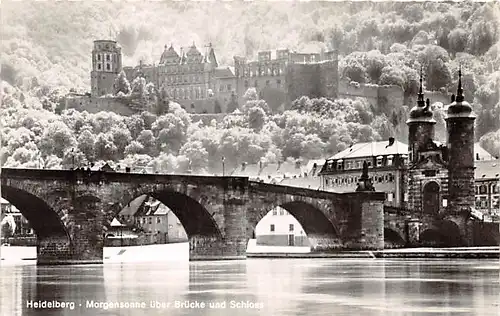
<box><xmin>214</xmin><ymin>67</ymin><xmax>235</xmax><ymax>78</ymax></box>
<box><xmin>475</xmin><ymin>159</ymin><xmax>500</xmax><ymax>179</ymax></box>
<box><xmin>328</xmin><ymin>140</ymin><xmax>408</xmax><ymax>160</ymax></box>
<box><xmin>475</xmin><ymin>143</ymin><xmax>497</xmax><ymax>160</ymax></box>
<box><xmin>231</xmin><ymin>163</ymin><xmax>261</xmax><ymax>177</ymax></box>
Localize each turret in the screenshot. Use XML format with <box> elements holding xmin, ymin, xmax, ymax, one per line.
<box><xmin>90</xmin><ymin>40</ymin><xmax>122</xmax><ymax>97</ymax></box>
<box><xmin>406</xmin><ymin>67</ymin><xmax>436</xmax><ymax>164</ymax></box>
<box><xmin>445</xmin><ymin>65</ymin><xmax>476</xmax><ymax>216</ymax></box>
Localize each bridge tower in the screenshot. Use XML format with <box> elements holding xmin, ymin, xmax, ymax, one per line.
<box><xmin>445</xmin><ymin>66</ymin><xmax>476</xmax><ymax>245</ymax></box>
<box><xmin>90</xmin><ymin>40</ymin><xmax>122</xmax><ymax>96</ymax></box>
<box><xmin>406</xmin><ymin>69</ymin><xmax>437</xmax><ymax>213</ymax></box>
<box><xmin>406</xmin><ymin>68</ymin><xmax>436</xmax><ymax>165</ymax></box>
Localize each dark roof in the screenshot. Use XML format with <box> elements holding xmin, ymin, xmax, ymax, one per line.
<box><xmin>214</xmin><ymin>67</ymin><xmax>235</xmax><ymax>78</ymax></box>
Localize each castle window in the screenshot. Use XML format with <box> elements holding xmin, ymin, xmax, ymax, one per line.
<box><xmin>387</xmin><ymin>155</ymin><xmax>393</xmax><ymax>166</ymax></box>
<box><xmin>387</xmin><ymin>192</ymin><xmax>393</xmax><ymax>202</ymax></box>
<box><xmin>157</xmin><ymin>217</ymin><xmax>161</xmax><ymax>224</ymax></box>
<box><xmin>376</xmin><ymin>156</ymin><xmax>383</xmax><ymax>167</ymax></box>
<box><xmin>106</xmin><ymin>54</ymin><xmax>110</xmax><ymax>61</ymax></box>
<box><xmin>97</xmin><ymin>64</ymin><xmax>102</xmax><ymax>70</ymax></box>
<box><xmin>337</xmin><ymin>160</ymin><xmax>343</xmax><ymax>170</ymax></box>
<box><xmin>480</xmin><ymin>185</ymin><xmax>487</xmax><ymax>194</ymax></box>
<box><xmin>106</xmin><ymin>63</ymin><xmax>111</xmax><ymax>71</ymax></box>
<box><xmin>97</xmin><ymin>54</ymin><xmax>101</xmax><ymax>61</ymax></box>
<box><xmin>270</xmin><ymin>224</ymin><xmax>275</xmax><ymax>232</ymax></box>
<box><xmin>493</xmin><ymin>185</ymin><xmax>499</xmax><ymax>194</ymax></box>
<box><xmin>279</xmin><ymin>209</ymin><xmax>284</xmax><ymax>215</ymax></box>
<box><xmin>227</xmin><ymin>84</ymin><xmax>231</xmax><ymax>91</ymax></box>
<box><xmin>289</xmin><ymin>224</ymin><xmax>294</xmax><ymax>232</ymax></box>
<box><xmin>272</xmin><ymin>209</ymin><xmax>277</xmax><ymax>215</ymax></box>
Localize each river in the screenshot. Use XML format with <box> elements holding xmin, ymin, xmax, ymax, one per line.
<box><xmin>0</xmin><ymin>259</ymin><xmax>499</xmax><ymax>316</ymax></box>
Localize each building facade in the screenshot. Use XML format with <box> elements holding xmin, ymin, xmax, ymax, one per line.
<box><xmin>91</xmin><ymin>40</ymin><xmax>122</xmax><ymax>97</ymax></box>
<box><xmin>319</xmin><ymin>70</ymin><xmax>500</xmax><ymax>221</ymax></box>
<box><xmin>89</xmin><ymin>39</ymin><xmax>339</xmax><ymax>114</ymax></box>
<box><xmin>255</xmin><ymin>207</ymin><xmax>309</xmax><ymax>247</ymax></box>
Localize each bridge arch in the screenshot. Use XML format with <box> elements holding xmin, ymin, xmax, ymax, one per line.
<box><xmin>384</xmin><ymin>228</ymin><xmax>405</xmax><ymax>248</ymax></box>
<box><xmin>249</xmin><ymin>196</ymin><xmax>340</xmax><ymax>251</ymax></box>
<box><xmin>1</xmin><ymin>185</ymin><xmax>70</xmax><ymax>240</ymax></box>
<box><xmin>105</xmin><ymin>187</ymin><xmax>223</xmax><ymax>238</ymax></box>
<box><xmin>419</xmin><ymin>220</ymin><xmax>462</xmax><ymax>247</ymax></box>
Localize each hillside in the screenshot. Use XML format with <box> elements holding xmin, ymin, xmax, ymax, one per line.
<box><xmin>1</xmin><ymin>1</ymin><xmax>499</xmax><ymax>167</ymax></box>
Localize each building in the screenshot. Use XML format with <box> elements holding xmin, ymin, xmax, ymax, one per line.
<box><xmin>80</xmin><ymin>39</ymin><xmax>340</xmax><ymax>115</ymax></box>
<box><xmin>133</xmin><ymin>196</ymin><xmax>188</xmax><ymax>244</ymax></box>
<box><xmin>319</xmin><ymin>68</ymin><xmax>500</xmax><ymax>221</ymax></box>
<box><xmin>319</xmin><ymin>138</ymin><xmax>409</xmax><ymax>208</ymax></box>
<box><xmin>255</xmin><ymin>207</ymin><xmax>308</xmax><ymax>247</ymax></box>
<box><xmin>91</xmin><ymin>40</ymin><xmax>122</xmax><ymax>97</ymax></box>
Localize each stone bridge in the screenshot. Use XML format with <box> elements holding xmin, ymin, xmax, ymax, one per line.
<box><xmin>1</xmin><ymin>168</ymin><xmax>385</xmax><ymax>265</ymax></box>
<box><xmin>383</xmin><ymin>206</ymin><xmax>499</xmax><ymax>248</ymax></box>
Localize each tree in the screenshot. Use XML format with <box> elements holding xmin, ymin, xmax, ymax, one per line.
<box><xmin>114</xmin><ymin>71</ymin><xmax>131</xmax><ymax>95</ymax></box>
<box><xmin>77</xmin><ymin>128</ymin><xmax>95</xmax><ymax>161</ymax></box>
<box><xmin>39</xmin><ymin>120</ymin><xmax>77</xmax><ymax>158</ymax></box>
<box><xmin>243</xmin><ymin>87</ymin><xmax>258</xmax><ymax>101</ymax></box>
<box><xmin>247</xmin><ymin>106</ymin><xmax>267</xmax><ymax>131</ymax></box>
<box><xmin>1</xmin><ymin>215</ymin><xmax>16</xmax><ymax>238</ymax></box>
<box><xmin>179</xmin><ymin>141</ymin><xmax>209</xmax><ymax>172</ymax></box>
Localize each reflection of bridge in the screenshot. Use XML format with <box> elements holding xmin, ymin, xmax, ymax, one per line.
<box><xmin>1</xmin><ymin>168</ymin><xmax>385</xmax><ymax>265</ymax></box>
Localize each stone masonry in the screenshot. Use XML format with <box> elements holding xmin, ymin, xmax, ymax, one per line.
<box><xmin>1</xmin><ymin>168</ymin><xmax>385</xmax><ymax>265</ymax></box>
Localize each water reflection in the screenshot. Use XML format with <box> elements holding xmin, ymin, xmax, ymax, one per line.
<box><xmin>0</xmin><ymin>259</ymin><xmax>498</xmax><ymax>316</ymax></box>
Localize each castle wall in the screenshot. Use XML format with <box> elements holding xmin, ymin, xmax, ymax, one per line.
<box><xmin>285</xmin><ymin>63</ymin><xmax>321</xmax><ymax>104</ymax></box>
<box><xmin>338</xmin><ymin>80</ymin><xmax>404</xmax><ymax>115</ymax></box>
<box><xmin>64</xmin><ymin>96</ymin><xmax>138</xmax><ymax>116</ymax></box>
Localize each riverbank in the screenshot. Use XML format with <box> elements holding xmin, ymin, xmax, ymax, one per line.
<box><xmin>247</xmin><ymin>247</ymin><xmax>500</xmax><ymax>259</ymax></box>
<box><xmin>2</xmin><ymin>243</ymin><xmax>499</xmax><ymax>262</ymax></box>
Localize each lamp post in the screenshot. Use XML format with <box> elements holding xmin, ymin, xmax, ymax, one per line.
<box><xmin>222</xmin><ymin>156</ymin><xmax>225</xmax><ymax>177</ymax></box>
<box><xmin>71</xmin><ymin>148</ymin><xmax>75</xmax><ymax>170</ymax></box>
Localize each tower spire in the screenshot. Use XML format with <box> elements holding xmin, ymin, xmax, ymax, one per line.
<box><xmin>456</xmin><ymin>64</ymin><xmax>464</xmax><ymax>103</ymax></box>
<box><xmin>417</xmin><ymin>65</ymin><xmax>425</xmax><ymax>106</ymax></box>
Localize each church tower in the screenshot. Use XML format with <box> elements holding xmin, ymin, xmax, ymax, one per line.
<box><xmin>406</xmin><ymin>68</ymin><xmax>436</xmax><ymax>164</ymax></box>
<box><xmin>90</xmin><ymin>40</ymin><xmax>122</xmax><ymax>96</ymax></box>
<box><xmin>445</xmin><ymin>66</ymin><xmax>476</xmax><ymax>219</ymax></box>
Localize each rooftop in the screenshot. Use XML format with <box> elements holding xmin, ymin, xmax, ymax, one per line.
<box><xmin>474</xmin><ymin>159</ymin><xmax>500</xmax><ymax>179</ymax></box>
<box><xmin>328</xmin><ymin>139</ymin><xmax>408</xmax><ymax>160</ymax></box>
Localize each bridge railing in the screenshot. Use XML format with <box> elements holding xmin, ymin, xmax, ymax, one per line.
<box><xmin>248</xmin><ymin>180</ymin><xmax>347</xmax><ymax>200</ymax></box>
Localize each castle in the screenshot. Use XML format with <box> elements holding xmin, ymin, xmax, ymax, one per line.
<box><xmin>63</xmin><ymin>39</ymin><xmax>456</xmax><ymax>116</ymax></box>
<box><xmin>66</xmin><ymin>39</ymin><xmax>342</xmax><ymax>114</ymax></box>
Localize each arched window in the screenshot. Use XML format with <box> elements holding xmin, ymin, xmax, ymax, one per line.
<box><xmin>423</xmin><ymin>182</ymin><xmax>440</xmax><ymax>215</ymax></box>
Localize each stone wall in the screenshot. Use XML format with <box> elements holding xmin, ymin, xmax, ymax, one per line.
<box><xmin>2</xmin><ymin>168</ymin><xmax>389</xmax><ymax>263</ymax></box>
<box><xmin>64</xmin><ymin>95</ymin><xmax>138</xmax><ymax>116</ymax></box>
<box><xmin>338</xmin><ymin>79</ymin><xmax>404</xmax><ymax>114</ymax></box>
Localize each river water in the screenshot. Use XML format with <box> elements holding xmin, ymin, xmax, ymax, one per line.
<box><xmin>0</xmin><ymin>259</ymin><xmax>499</xmax><ymax>316</ymax></box>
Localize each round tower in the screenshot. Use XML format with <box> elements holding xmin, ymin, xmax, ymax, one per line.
<box><xmin>445</xmin><ymin>66</ymin><xmax>476</xmax><ymax>216</ymax></box>
<box><xmin>406</xmin><ymin>68</ymin><xmax>436</xmax><ymax>164</ymax></box>
<box><xmin>90</xmin><ymin>40</ymin><xmax>122</xmax><ymax>97</ymax></box>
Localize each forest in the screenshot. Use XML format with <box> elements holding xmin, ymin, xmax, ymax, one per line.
<box><xmin>1</xmin><ymin>1</ymin><xmax>499</xmax><ymax>172</ymax></box>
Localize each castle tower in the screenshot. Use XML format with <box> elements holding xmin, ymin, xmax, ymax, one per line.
<box><xmin>445</xmin><ymin>66</ymin><xmax>476</xmax><ymax>219</ymax></box>
<box><xmin>91</xmin><ymin>40</ymin><xmax>122</xmax><ymax>96</ymax></box>
<box><xmin>406</xmin><ymin>68</ymin><xmax>436</xmax><ymax>164</ymax></box>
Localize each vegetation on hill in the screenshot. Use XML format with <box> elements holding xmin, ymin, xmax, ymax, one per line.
<box><xmin>1</xmin><ymin>1</ymin><xmax>499</xmax><ymax>170</ymax></box>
